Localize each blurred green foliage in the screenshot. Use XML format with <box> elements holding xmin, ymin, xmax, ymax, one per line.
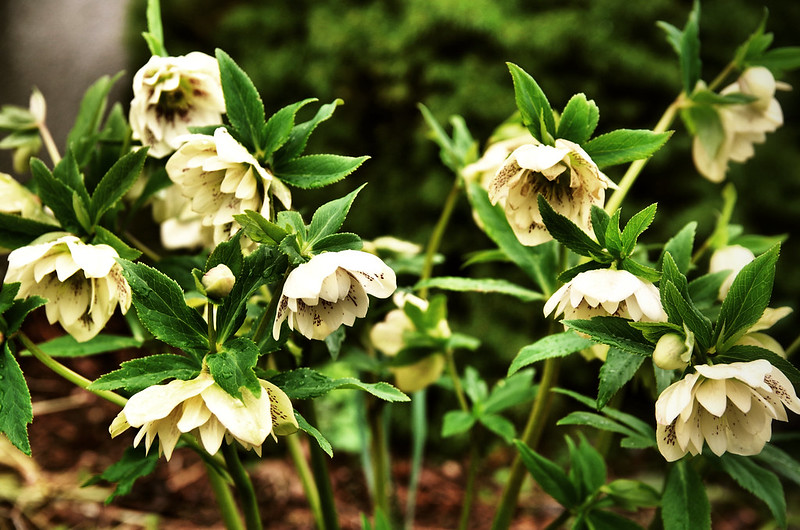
<box><xmin>126</xmin><ymin>0</ymin><xmax>799</xmax><ymax>358</ymax></box>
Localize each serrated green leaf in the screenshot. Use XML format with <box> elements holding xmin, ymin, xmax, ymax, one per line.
<box><xmin>557</xmin><ymin>93</ymin><xmax>598</xmax><ymax>145</ymax></box>
<box><xmin>89</xmin><ymin>354</ymin><xmax>199</xmax><ymax>393</ymax></box>
<box><xmin>30</xmin><ymin>158</ymin><xmax>82</xmax><ymax>233</ymax></box>
<box><xmin>756</xmin><ymin>444</ymin><xmax>800</xmax><ymax>489</ymax></box>
<box><xmin>3</xmin><ymin>295</ymin><xmax>47</xmax><ymax>335</ymax></box>
<box><xmin>619</xmin><ymin>259</ymin><xmax>661</xmax><ymax>284</ymax></box>
<box><xmin>507</xmin><ymin>63</ymin><xmax>556</xmax><ymax>144</ymax></box>
<box><xmin>508</xmin><ymin>331</ymin><xmax>595</xmax><ymax>376</ymax></box>
<box><xmin>688</xmin><ymin>271</ymin><xmax>729</xmax><ymax>309</ymax></box>
<box><xmin>571</xmin><ymin>435</ymin><xmax>607</xmax><ymax>497</ymax></box>
<box><xmin>206</xmin><ymin>231</ymin><xmax>244</xmax><ymax>277</ymax></box>
<box><xmin>662</xmin><ymin>460</ymin><xmax>711</xmax><ymax>530</ymax></box>
<box><xmin>583</xmin><ymin>129</ymin><xmax>672</xmax><ymax>169</ymax></box>
<box><xmin>53</xmin><ymin>149</ymin><xmax>89</xmax><ymax>203</ymax></box>
<box><xmin>661</xmin><ymin>281</ymin><xmax>713</xmax><ymax>351</ymax></box>
<box><xmin>719</xmin><ymin>454</ymin><xmax>786</xmax><ymax>528</ymax></box>
<box><xmin>620</xmin><ymin>203</ymin><xmax>656</xmax><ymax>256</ymax></box>
<box><xmin>554</xmin><ymin>388</ymin><xmax>655</xmax><ymax>440</ymax></box>
<box><xmin>0</xmin><ymin>343</ymin><xmax>32</xmax><ymax>454</ymax></box>
<box><xmin>483</xmin><ymin>370</ymin><xmax>536</xmax><ymax>415</ymax></box>
<box><xmin>310</xmin><ymin>232</ymin><xmax>363</xmax><ymax>253</ymax></box>
<box><xmin>715</xmin><ymin>245</ymin><xmax>780</xmax><ymax>351</ymax></box>
<box><xmin>307</xmin><ymin>184</ymin><xmax>365</xmax><ymax>245</ymax></box>
<box><xmin>117</xmin><ymin>259</ymin><xmax>209</xmax><ymax>358</ymax></box>
<box><xmin>207</xmin><ymin>337</ymin><xmax>261</xmax><ymax>399</ymax></box>
<box><xmin>0</xmin><ymin>212</ymin><xmax>60</xmax><ymax>249</ymax></box>
<box><xmin>90</xmin><ymin>148</ymin><xmax>148</xmax><ymax>225</ymax></box>
<box><xmin>680</xmin><ymin>1</ymin><xmax>702</xmax><ymax>94</ymax></box>
<box><xmin>415</xmin><ymin>276</ymin><xmax>544</xmax><ymax>302</ymax></box>
<box><xmin>295</xmin><ymin>411</ymin><xmax>332</xmax><ymax>456</ymax></box>
<box><xmin>274</xmin><ymin>154</ymin><xmax>369</xmax><ymax>189</ymax></box>
<box><xmin>144</xmin><ymin>0</ymin><xmax>166</xmax><ymax>55</ymax></box>
<box><xmin>418</xmin><ymin>103</ymin><xmax>477</xmax><ymax>173</ymax></box>
<box><xmin>563</xmin><ymin>317</ymin><xmax>652</xmax><ymax>357</ymax></box>
<box><xmin>515</xmin><ymin>440</ymin><xmax>578</xmax><ymax>508</ymax></box>
<box><xmin>21</xmin><ymin>333</ymin><xmax>143</xmax><ymax>359</ymax></box>
<box><xmin>85</xmin><ymin>445</ymin><xmax>159</xmax><ymax>503</ymax></box>
<box><xmin>442</xmin><ymin>410</ymin><xmax>476</xmax><ymax>437</ymax></box>
<box><xmin>67</xmin><ymin>74</ymin><xmax>122</xmax><ymax>167</ymax></box>
<box><xmin>590</xmin><ymin>205</ymin><xmax>610</xmax><ymax>247</ymax></box>
<box><xmin>479</xmin><ymin>414</ymin><xmax>516</xmax><ymax>444</ymax></box>
<box><xmin>604</xmin><ymin>209</ymin><xmax>623</xmax><ymax>255</ymax></box>
<box><xmin>216</xmin><ymin>49</ymin><xmax>266</xmax><ymax>152</ymax></box>
<box><xmin>538</xmin><ymin>195</ymin><xmax>607</xmax><ymax>259</ymax></box>
<box><xmin>274</xmin><ymin>99</ymin><xmax>342</xmax><ymax>163</ymax></box>
<box><xmin>234</xmin><ymin>209</ymin><xmax>288</xmax><ymax>245</ymax></box>
<box><xmin>628</xmin><ymin>321</ymin><xmax>683</xmax><ymax>344</ymax></box>
<box><xmin>92</xmin><ymin>226</ymin><xmax>142</xmax><ymax>260</ymax></box>
<box><xmin>585</xmin><ymin>510</ymin><xmax>645</xmax><ymax>530</ymax></box>
<box><xmin>263</xmin><ymin>98</ymin><xmax>318</xmax><ymax>157</ymax></box>
<box><xmin>597</xmin><ymin>348</ymin><xmax>645</xmax><ymax>409</ymax></box>
<box><xmin>659</xmin><ymin>222</ymin><xmax>696</xmax><ymax>274</ymax></box>
<box><xmin>0</xmin><ymin>283</ymin><xmax>20</xmax><ymax>314</ymax></box>
<box><xmin>271</xmin><ymin>367</ymin><xmax>410</xmax><ymax>402</ymax></box>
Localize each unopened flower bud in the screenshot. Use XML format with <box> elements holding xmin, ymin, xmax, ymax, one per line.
<box><xmin>203</xmin><ymin>264</ymin><xmax>235</xmax><ymax>298</ymax></box>
<box><xmin>653</xmin><ymin>333</ymin><xmax>691</xmax><ymax>371</ymax></box>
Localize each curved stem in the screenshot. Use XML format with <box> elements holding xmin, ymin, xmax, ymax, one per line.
<box><xmin>286</xmin><ymin>433</ymin><xmax>325</xmax><ymax>529</ymax></box>
<box><xmin>785</xmin><ymin>334</ymin><xmax>800</xmax><ymax>360</ymax></box>
<box><xmin>305</xmin><ymin>404</ymin><xmax>340</xmax><ymax>530</ymax></box>
<box><xmin>206</xmin><ymin>460</ymin><xmax>246</xmax><ymax>530</ymax></box>
<box><xmin>603</xmin><ymin>96</ymin><xmax>684</xmax><ymax>215</ymax></box>
<box><xmin>445</xmin><ymin>348</ymin><xmax>469</xmax><ymax>412</ymax></box>
<box><xmin>491</xmin><ymin>356</ymin><xmax>561</xmax><ymax>530</ymax></box>
<box><xmin>419</xmin><ymin>177</ymin><xmax>462</xmax><ymax>298</ymax></box>
<box><xmin>124</xmin><ymin>230</ymin><xmax>161</xmax><ymax>262</ymax></box>
<box><xmin>707</xmin><ymin>61</ymin><xmax>737</xmax><ymax>92</ymax></box>
<box><xmin>222</xmin><ymin>443</ymin><xmax>263</xmax><ymax>530</ymax></box>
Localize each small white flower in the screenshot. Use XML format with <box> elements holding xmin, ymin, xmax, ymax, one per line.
<box><xmin>693</xmin><ymin>67</ymin><xmax>787</xmax><ymax>183</ymax></box>
<box><xmin>709</xmin><ymin>244</ymin><xmax>755</xmax><ymax>300</ymax></box>
<box><xmin>4</xmin><ymin>233</ymin><xmax>131</xmax><ymax>342</ymax></box>
<box><xmin>166</xmin><ymin>127</ymin><xmax>291</xmax><ymax>248</ymax></box>
<box><xmin>736</xmin><ymin>306</ymin><xmax>793</xmax><ymax>357</ymax></box>
<box><xmin>109</xmin><ymin>371</ymin><xmax>298</xmax><ymax>460</ymax></box>
<box><xmin>370</xmin><ymin>292</ymin><xmax>450</xmax><ymax>392</ymax></box>
<box><xmin>655</xmin><ymin>360</ymin><xmax>800</xmax><ymax>461</ymax></box>
<box><xmin>543</xmin><ymin>269</ymin><xmax>667</xmax><ymax>323</ymax></box>
<box><xmin>130</xmin><ymin>52</ymin><xmax>226</xmax><ymax>159</ymax></box>
<box><xmin>273</xmin><ymin>250</ymin><xmax>396</xmax><ymax>341</ymax></box>
<box><xmin>203</xmin><ymin>264</ymin><xmax>235</xmax><ymax>299</ymax></box>
<box><xmin>462</xmin><ymin>132</ymin><xmax>532</xmax><ymax>190</ymax></box>
<box><xmin>151</xmin><ymin>185</ymin><xmax>214</xmax><ymax>250</ymax></box>
<box><xmin>488</xmin><ymin>139</ymin><xmax>613</xmax><ymax>246</ymax></box>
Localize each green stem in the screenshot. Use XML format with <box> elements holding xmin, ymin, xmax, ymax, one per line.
<box><xmin>306</xmin><ymin>405</ymin><xmax>341</xmax><ymax>530</ymax></box>
<box><xmin>419</xmin><ymin>177</ymin><xmax>462</xmax><ymax>298</ymax></box>
<box><xmin>491</xmin><ymin>356</ymin><xmax>561</xmax><ymax>530</ymax></box>
<box><xmin>253</xmin><ymin>275</ymin><xmax>287</xmax><ymax>348</ymax></box>
<box><xmin>222</xmin><ymin>443</ymin><xmax>263</xmax><ymax>530</ymax></box>
<box><xmin>124</xmin><ymin>230</ymin><xmax>161</xmax><ymax>262</ymax></box>
<box><xmin>603</xmin><ymin>96</ymin><xmax>683</xmax><ymax>215</ymax></box>
<box><xmin>208</xmin><ymin>303</ymin><xmax>218</xmax><ymax>353</ymax></box>
<box><xmin>205</xmin><ymin>460</ymin><xmax>246</xmax><ymax>530</ymax></box>
<box><xmin>445</xmin><ymin>348</ymin><xmax>469</xmax><ymax>412</ymax></box>
<box><xmin>404</xmin><ymin>389</ymin><xmax>427</xmax><ymax>530</ymax></box>
<box><xmin>785</xmin><ymin>334</ymin><xmax>800</xmax><ymax>360</ymax></box>
<box><xmin>368</xmin><ymin>398</ymin><xmax>390</xmax><ymax>517</ymax></box>
<box><xmin>707</xmin><ymin>61</ymin><xmax>737</xmax><ymax>92</ymax></box>
<box><xmin>543</xmin><ymin>509</ymin><xmax>571</xmax><ymax>530</ymax></box>
<box><xmin>286</xmin><ymin>433</ymin><xmax>325</xmax><ymax>529</ymax></box>
<box><xmin>458</xmin><ymin>439</ymin><xmax>481</xmax><ymax>530</ymax></box>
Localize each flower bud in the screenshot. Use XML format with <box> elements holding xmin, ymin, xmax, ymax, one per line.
<box><xmin>652</xmin><ymin>333</ymin><xmax>691</xmax><ymax>371</ymax></box>
<box><xmin>203</xmin><ymin>264</ymin><xmax>235</xmax><ymax>298</ymax></box>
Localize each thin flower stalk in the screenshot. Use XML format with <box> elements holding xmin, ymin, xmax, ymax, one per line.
<box><xmin>222</xmin><ymin>443</ymin><xmax>263</xmax><ymax>530</ymax></box>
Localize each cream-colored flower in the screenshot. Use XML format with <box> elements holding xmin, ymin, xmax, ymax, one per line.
<box><xmin>463</xmin><ymin>132</ymin><xmax>531</xmax><ymax>190</ymax></box>
<box><xmin>736</xmin><ymin>306</ymin><xmax>793</xmax><ymax>357</ymax></box>
<box><xmin>655</xmin><ymin>360</ymin><xmax>800</xmax><ymax>461</ymax></box>
<box><xmin>203</xmin><ymin>264</ymin><xmax>235</xmax><ymax>299</ymax></box>
<box><xmin>151</xmin><ymin>185</ymin><xmax>213</xmax><ymax>249</ymax></box>
<box><xmin>130</xmin><ymin>52</ymin><xmax>226</xmax><ymax>159</ymax></box>
<box><xmin>543</xmin><ymin>269</ymin><xmax>667</xmax><ymax>324</ymax></box>
<box><xmin>370</xmin><ymin>292</ymin><xmax>450</xmax><ymax>393</ymax></box>
<box><xmin>273</xmin><ymin>250</ymin><xmax>396</xmax><ymax>341</ymax></box>
<box><xmin>0</xmin><ymin>172</ymin><xmax>55</xmax><ymax>224</ymax></box>
<box><xmin>110</xmin><ymin>371</ymin><xmax>298</xmax><ymax>460</ymax></box>
<box><xmin>709</xmin><ymin>244</ymin><xmax>755</xmax><ymax>300</ymax></box>
<box><xmin>488</xmin><ymin>139</ymin><xmax>612</xmax><ymax>246</ymax></box>
<box><xmin>166</xmin><ymin>127</ymin><xmax>291</xmax><ymax>247</ymax></box>
<box><xmin>4</xmin><ymin>233</ymin><xmax>131</xmax><ymax>342</ymax></box>
<box><xmin>362</xmin><ymin>236</ymin><xmax>422</xmax><ymax>258</ymax></box>
<box><xmin>693</xmin><ymin>67</ymin><xmax>787</xmax><ymax>182</ymax></box>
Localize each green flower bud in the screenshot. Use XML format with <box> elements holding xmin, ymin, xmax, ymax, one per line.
<box><xmin>202</xmin><ymin>264</ymin><xmax>235</xmax><ymax>298</ymax></box>
<box><xmin>653</xmin><ymin>333</ymin><xmax>691</xmax><ymax>371</ymax></box>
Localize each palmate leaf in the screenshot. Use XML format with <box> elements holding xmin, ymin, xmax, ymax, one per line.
<box><xmin>262</xmin><ymin>98</ymin><xmax>318</xmax><ymax>158</ymax></box>
<box><xmin>0</xmin><ymin>343</ymin><xmax>33</xmax><ymax>454</ymax></box>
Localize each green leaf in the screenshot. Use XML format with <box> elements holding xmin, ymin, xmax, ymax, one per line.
<box><xmin>479</xmin><ymin>414</ymin><xmax>516</xmax><ymax>444</ymax></box>
<box><xmin>275</xmin><ymin>99</ymin><xmax>342</xmax><ymax>163</ymax></box>
<box><xmin>657</xmin><ymin>20</ymin><xmax>682</xmax><ymax>54</ymax></box>
<box><xmin>718</xmin><ymin>454</ymin><xmax>786</xmax><ymax>528</ymax></box>
<box><xmin>571</xmin><ymin>435</ymin><xmax>607</xmax><ymax>497</ymax></box>
<box><xmin>506</xmin><ymin>63</ymin><xmax>556</xmax><ymax>144</ymax></box>
<box><xmin>67</xmin><ymin>73</ymin><xmax>122</xmax><ymax>167</ymax></box>
<box><xmin>688</xmin><ymin>271</ymin><xmax>729</xmax><ymax>308</ymax></box>
<box><xmin>89</xmin><ymin>354</ymin><xmax>199</xmax><ymax>393</ymax></box>
<box><xmin>0</xmin><ymin>212</ymin><xmax>60</xmax><ymax>249</ymax></box>
<box><xmin>514</xmin><ymin>440</ymin><xmax>578</xmax><ymax>508</ymax></box>
<box><xmin>462</xmin><ymin>366</ymin><xmax>488</xmax><ymax>404</ymax></box>
<box><xmin>562</xmin><ymin>317</ymin><xmax>652</xmax><ymax>357</ymax></box>
<box><xmin>206</xmin><ymin>231</ymin><xmax>244</xmax><ymax>278</ymax></box>
<box><xmin>661</xmin><ymin>460</ymin><xmax>711</xmax><ymax>530</ymax></box>
<box><xmin>85</xmin><ymin>446</ymin><xmax>159</xmax><ymax>503</ymax></box>
<box><xmin>30</xmin><ymin>158</ymin><xmax>82</xmax><ymax>233</ymax></box>
<box><xmin>619</xmin><ymin>259</ymin><xmax>661</xmax><ymax>284</ymax></box>
<box><xmin>215</xmin><ymin>49</ymin><xmax>266</xmax><ymax>151</ymax></box>
<box><xmin>583</xmin><ymin>129</ymin><xmax>672</xmax><ymax>169</ymax></box>
<box><xmin>274</xmin><ymin>154</ymin><xmax>369</xmax><ymax>189</ymax></box>
<box><xmin>757</xmin><ymin>47</ymin><xmax>800</xmax><ymax>75</ymax></box>
<box><xmin>442</xmin><ymin>410</ymin><xmax>476</xmax><ymax>437</ymax></box>
<box><xmin>602</xmin><ymin>479</ymin><xmax>661</xmax><ymax>510</ymax></box>
<box><xmin>418</xmin><ymin>104</ymin><xmax>477</xmax><ymax>172</ymax></box>
<box><xmin>678</xmin><ymin>1</ymin><xmax>702</xmax><ymax>94</ymax></box>
<box><xmin>717</xmin><ymin>345</ymin><xmax>800</xmax><ymax>389</ymax></box>
<box><xmin>324</xmin><ymin>326</ymin><xmax>346</xmax><ymax>360</ymax></box>
<box><xmin>556</xmin><ymin>93</ymin><xmax>599</xmax><ymax>145</ymax></box>
<box><xmin>92</xmin><ymin>226</ymin><xmax>142</xmax><ymax>260</ymax></box>
<box><xmin>483</xmin><ymin>370</ymin><xmax>536</xmax><ymax>415</ymax></box>
<box><xmin>682</xmin><ymin>104</ymin><xmax>723</xmax><ymax>160</ymax></box>
<box><xmin>584</xmin><ymin>510</ymin><xmax>645</xmax><ymax>530</ymax></box>
<box><xmin>53</xmin><ymin>149</ymin><xmax>89</xmax><ymax>203</ymax></box>
<box><xmin>508</xmin><ymin>331</ymin><xmax>595</xmax><ymax>376</ymax></box>
<box><xmin>556</xmin><ymin>411</ymin><xmax>651</xmax><ymax>448</ymax></box>
<box><xmin>690</xmin><ymin>89</ymin><xmax>757</xmax><ymax>106</ymax></box>
<box><xmin>466</xmin><ymin>181</ymin><xmax>557</xmax><ymax>294</ymax></box>
<box><xmin>271</xmin><ymin>368</ymin><xmax>410</xmax><ymax>402</ymax></box>
<box><xmin>21</xmin><ymin>333</ymin><xmax>143</xmax><ymax>359</ymax></box>
<box><xmin>415</xmin><ymin>276</ymin><xmax>544</xmax><ymax>302</ymax></box>
<box><xmin>90</xmin><ymin>148</ymin><xmax>148</xmax><ymax>225</ymax></box>
<box><xmin>310</xmin><ymin>233</ymin><xmax>363</xmax><ymax>253</ymax></box>
<box><xmin>234</xmin><ymin>210</ymin><xmax>288</xmax><ymax>245</ymax></box>
<box><xmin>620</xmin><ymin>204</ymin><xmax>657</xmax><ymax>257</ymax></box>
<box><xmin>144</xmin><ymin>0</ymin><xmax>166</xmax><ymax>55</ymax></box>
<box><xmin>709</xmin><ymin>184</ymin><xmax>737</xmax><ymax>250</ymax></box>
<box><xmin>262</xmin><ymin>98</ymin><xmax>318</xmax><ymax>157</ymax></box>
<box><xmin>590</xmin><ymin>205</ymin><xmax>610</xmax><ymax>247</ymax></box>
<box><xmin>756</xmin><ymin>444</ymin><xmax>800</xmax><ymax>489</ymax></box>
<box><xmin>554</xmin><ymin>388</ymin><xmax>655</xmax><ymax>442</ymax></box>
<box><xmin>538</xmin><ymin>195</ymin><xmax>607</xmax><ymax>260</ymax></box>
<box><xmin>207</xmin><ymin>337</ymin><xmax>261</xmax><ymax>399</ymax></box>
<box><xmin>659</xmin><ymin>222</ymin><xmax>696</xmax><ymax>274</ymax></box>
<box><xmin>558</xmin><ymin>261</ymin><xmax>607</xmax><ymax>284</ymax></box>
<box><xmin>307</xmin><ymin>184</ymin><xmax>366</xmax><ymax>245</ymax></box>
<box><xmin>3</xmin><ymin>296</ymin><xmax>47</xmax><ymax>335</ymax></box>
<box><xmin>117</xmin><ymin>259</ymin><xmax>209</xmax><ymax>358</ymax></box>
<box><xmin>295</xmin><ymin>411</ymin><xmax>332</xmax><ymax>457</ymax></box>
<box><xmin>715</xmin><ymin>244</ymin><xmax>780</xmax><ymax>352</ymax></box>
<box><xmin>0</xmin><ymin>283</ymin><xmax>20</xmax><ymax>314</ymax></box>
<box><xmin>604</xmin><ymin>209</ymin><xmax>623</xmax><ymax>256</ymax></box>
<box><xmin>0</xmin><ymin>343</ymin><xmax>32</xmax><ymax>454</ymax></box>
<box><xmin>597</xmin><ymin>348</ymin><xmax>645</xmax><ymax>409</ymax></box>
<box><xmin>661</xmin><ymin>281</ymin><xmax>713</xmax><ymax>351</ymax></box>
<box><xmin>733</xmin><ymin>10</ymin><xmax>770</xmax><ymax>66</ymax></box>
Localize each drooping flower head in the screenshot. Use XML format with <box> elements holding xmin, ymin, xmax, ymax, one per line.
<box><xmin>130</xmin><ymin>52</ymin><xmax>226</xmax><ymax>159</ymax></box>
<box><xmin>150</xmin><ymin>185</ymin><xmax>213</xmax><ymax>250</ymax></box>
<box><xmin>544</xmin><ymin>269</ymin><xmax>667</xmax><ymax>324</ymax></box>
<box><xmin>273</xmin><ymin>250</ymin><xmax>396</xmax><ymax>341</ymax></box>
<box><xmin>488</xmin><ymin>139</ymin><xmax>612</xmax><ymax>246</ymax></box>
<box><xmin>655</xmin><ymin>360</ymin><xmax>800</xmax><ymax>461</ymax></box>
<box><xmin>4</xmin><ymin>233</ymin><xmax>131</xmax><ymax>342</ymax></box>
<box><xmin>110</xmin><ymin>371</ymin><xmax>298</xmax><ymax>460</ymax></box>
<box><xmin>692</xmin><ymin>67</ymin><xmax>787</xmax><ymax>182</ymax></box>
<box><xmin>166</xmin><ymin>127</ymin><xmax>292</xmax><ymax>247</ymax></box>
<box><xmin>370</xmin><ymin>292</ymin><xmax>450</xmax><ymax>392</ymax></box>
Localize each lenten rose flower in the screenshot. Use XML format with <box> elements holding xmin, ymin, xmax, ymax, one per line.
<box><xmin>709</xmin><ymin>244</ymin><xmax>755</xmax><ymax>300</ymax></box>
<box><xmin>166</xmin><ymin>127</ymin><xmax>291</xmax><ymax>247</ymax></box>
<box><xmin>543</xmin><ymin>269</ymin><xmax>667</xmax><ymax>324</ymax></box>
<box><xmin>655</xmin><ymin>360</ymin><xmax>800</xmax><ymax>461</ymax></box>
<box><xmin>273</xmin><ymin>250</ymin><xmax>396</xmax><ymax>341</ymax></box>
<box><xmin>130</xmin><ymin>52</ymin><xmax>226</xmax><ymax>159</ymax></box>
<box><xmin>109</xmin><ymin>371</ymin><xmax>298</xmax><ymax>460</ymax></box>
<box><xmin>488</xmin><ymin>139</ymin><xmax>613</xmax><ymax>246</ymax></box>
<box><xmin>0</xmin><ymin>172</ymin><xmax>55</xmax><ymax>225</ymax></box>
<box><xmin>4</xmin><ymin>233</ymin><xmax>131</xmax><ymax>342</ymax></box>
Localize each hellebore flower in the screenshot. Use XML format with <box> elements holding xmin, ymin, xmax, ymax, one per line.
<box><xmin>0</xmin><ymin>172</ymin><xmax>55</xmax><ymax>225</ymax></box>
<box><xmin>4</xmin><ymin>233</ymin><xmax>131</xmax><ymax>342</ymax></box>
<box><xmin>109</xmin><ymin>371</ymin><xmax>298</xmax><ymax>460</ymax></box>
<box><xmin>130</xmin><ymin>52</ymin><xmax>226</xmax><ymax>159</ymax></box>
<box><xmin>488</xmin><ymin>139</ymin><xmax>612</xmax><ymax>246</ymax></box>
<box><xmin>709</xmin><ymin>244</ymin><xmax>755</xmax><ymax>300</ymax></box>
<box><xmin>655</xmin><ymin>360</ymin><xmax>800</xmax><ymax>461</ymax></box>
<box><xmin>273</xmin><ymin>250</ymin><xmax>396</xmax><ymax>341</ymax></box>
